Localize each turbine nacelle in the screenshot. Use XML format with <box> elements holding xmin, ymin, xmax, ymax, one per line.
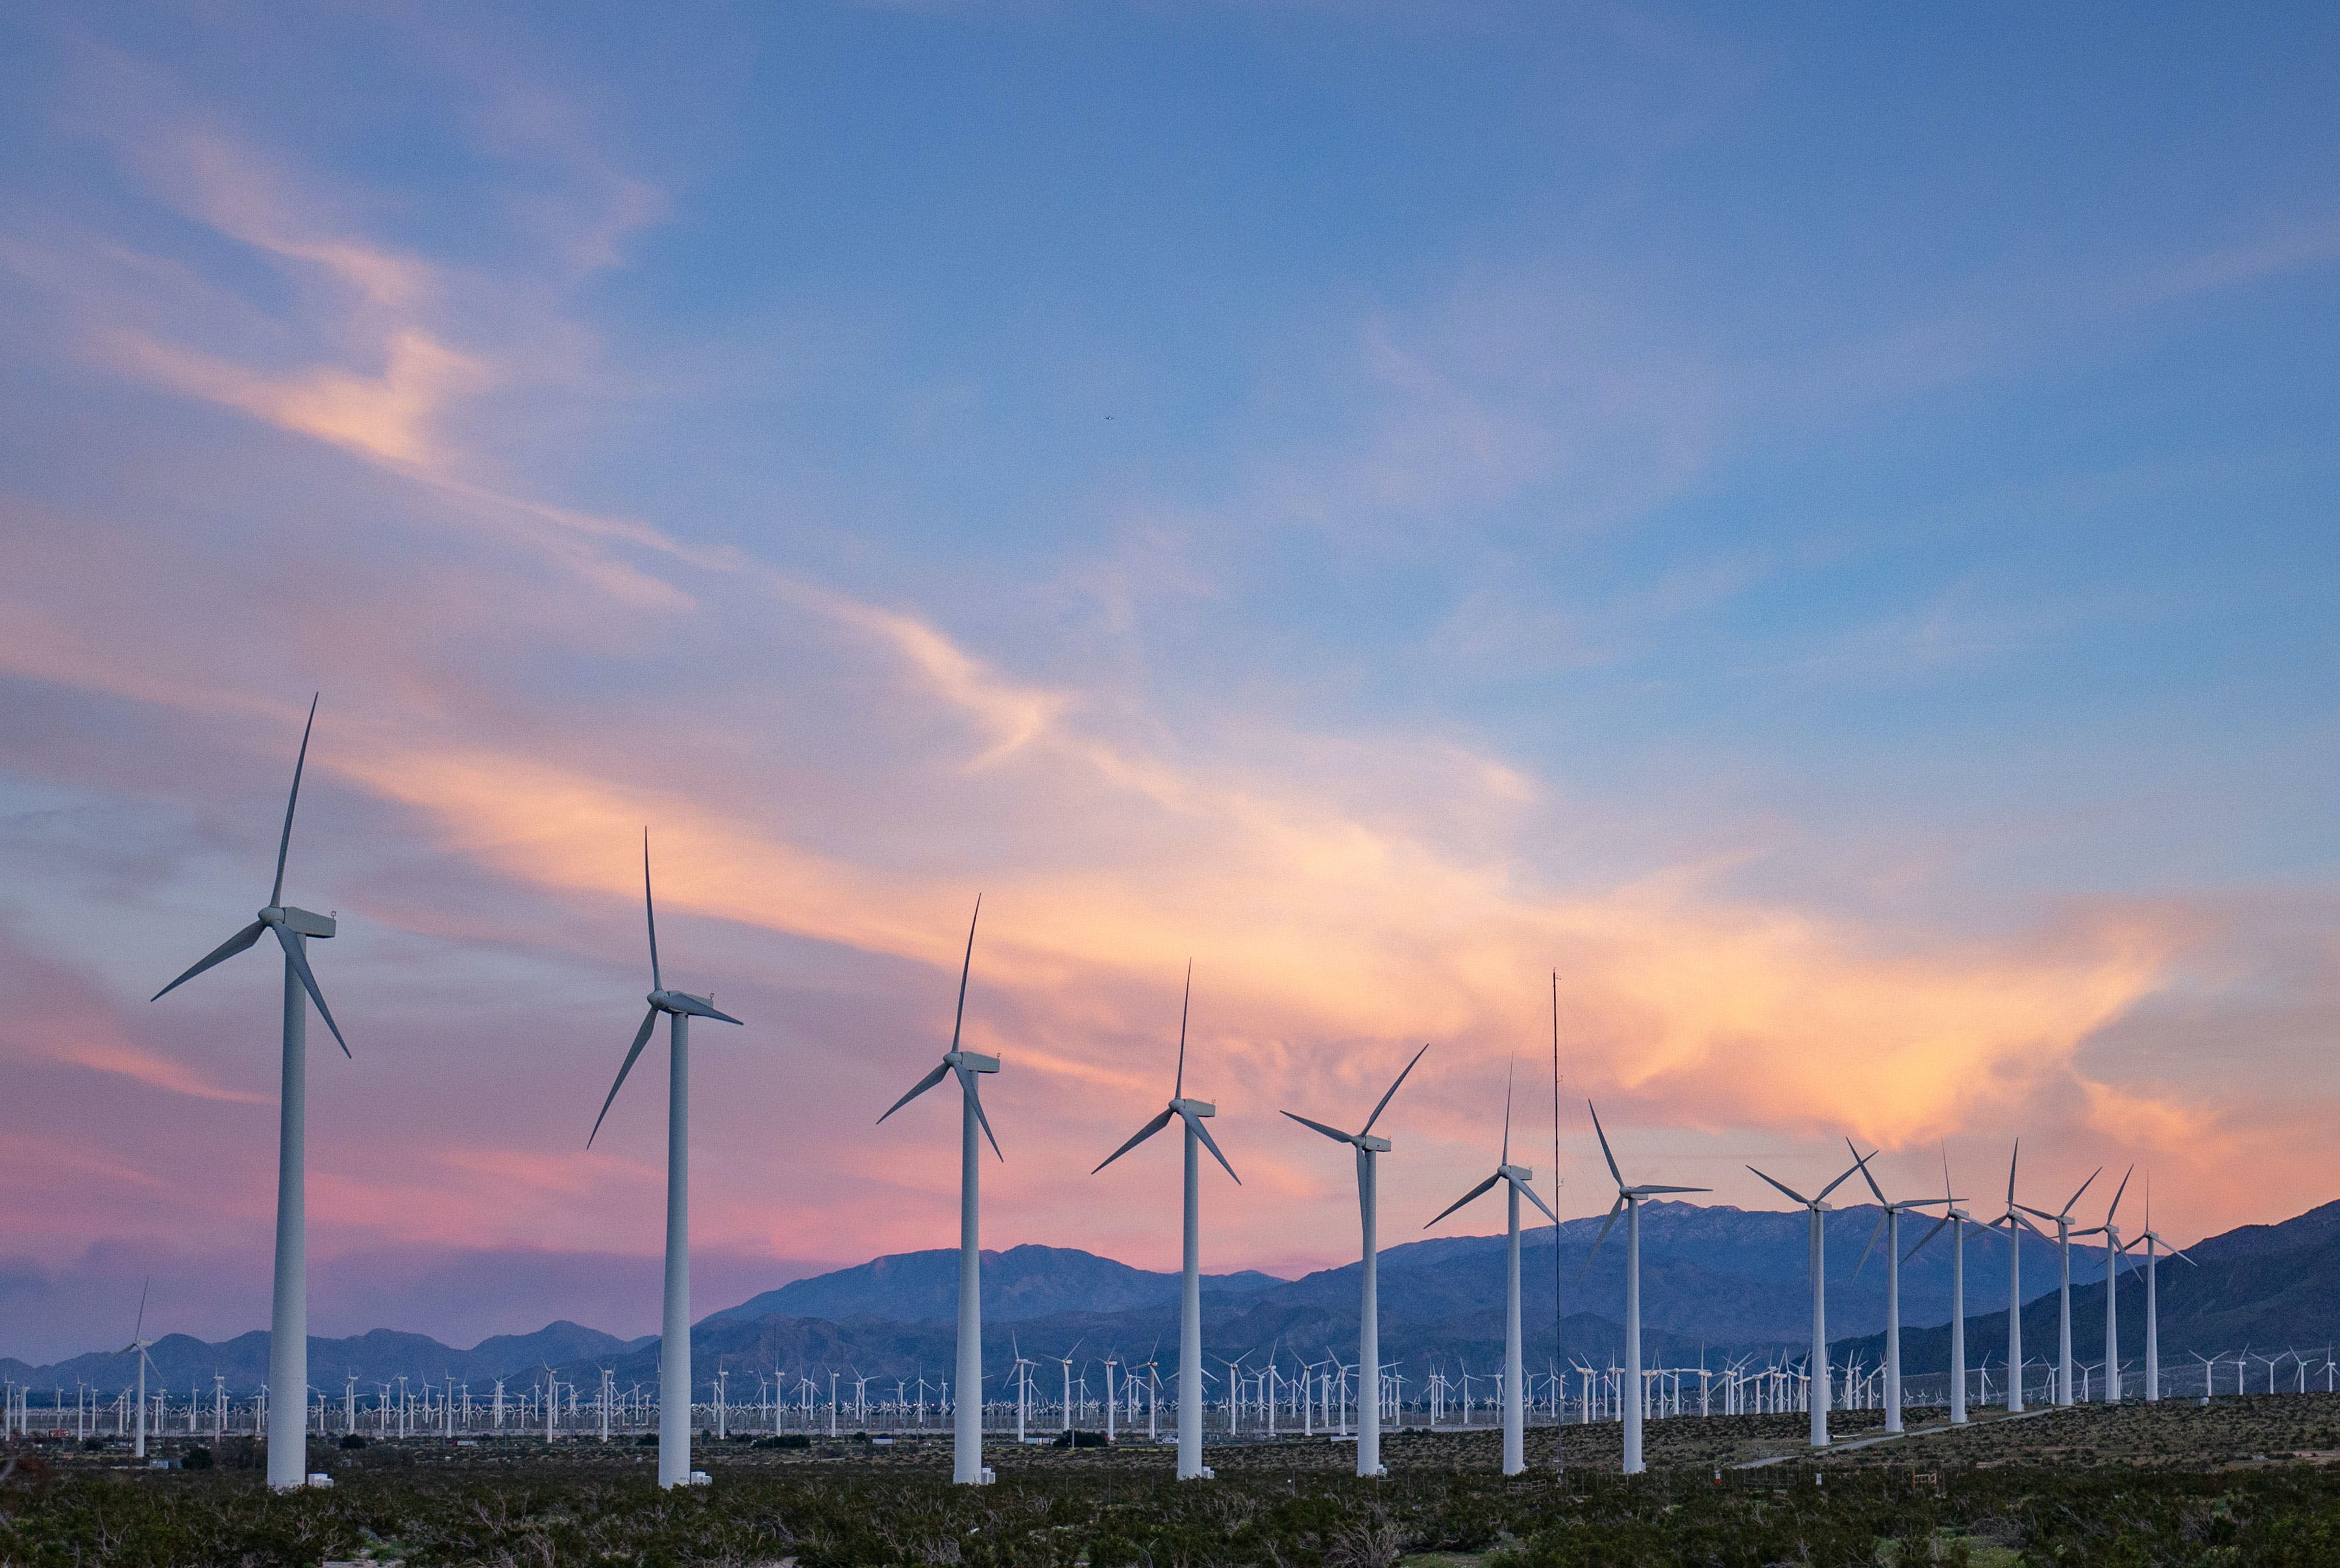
<box><xmin>261</xmin><ymin>906</ymin><xmax>336</xmax><ymax>938</ymax></box>
<box><xmin>1170</xmin><ymin>1096</ymin><xmax>1214</xmax><ymax>1118</ymax></box>
<box><xmin>648</xmin><ymin>988</ymin><xmax>743</xmax><ymax>1024</ymax></box>
<box><xmin>946</xmin><ymin>1049</ymin><xmax>1001</xmax><ymax>1074</ymax></box>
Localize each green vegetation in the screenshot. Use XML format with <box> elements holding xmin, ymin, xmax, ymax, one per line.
<box><xmin>7</xmin><ymin>1399</ymin><xmax>2340</xmax><ymax>1565</ymax></box>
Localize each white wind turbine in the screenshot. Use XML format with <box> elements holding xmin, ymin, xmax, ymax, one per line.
<box><xmin>878</xmin><ymin>898</ymin><xmax>1002</xmax><ymax>1486</ymax></box>
<box><xmin>119</xmin><ymin>1279</ymin><xmax>156</xmax><ymax>1460</ymax></box>
<box><xmin>1747</xmin><ymin>1152</ymin><xmax>1865</xmax><ymax>1449</ymax></box>
<box><xmin>1583</xmin><ymin>1101</ymin><xmax>1708</xmax><ymax>1474</ymax></box>
<box><xmin>2123</xmin><ymin>1174</ymin><xmax>2197</xmax><ymax>1403</ymax></box>
<box><xmin>152</xmin><ymin>695</ymin><xmax>350</xmax><ymax>1491</ymax></box>
<box><xmin>2075</xmin><ymin>1166</ymin><xmax>2134</xmax><ymax>1403</ymax></box>
<box><xmin>1283</xmin><ymin>1043</ymin><xmax>1430</xmax><ymax>1478</ymax></box>
<box><xmin>1981</xmin><ymin>1140</ymin><xmax>2047</xmax><ymax>1413</ymax></box>
<box><xmin>1423</xmin><ymin>1060</ymin><xmax>1557</xmax><ymax>1476</ymax></box>
<box><xmin>1092</xmin><ymin>963</ymin><xmax>1240</xmax><ymax>1480</ymax></box>
<box><xmin>2015</xmin><ymin>1164</ymin><xmax>2099</xmax><ymax>1406</ymax></box>
<box><xmin>1847</xmin><ymin>1141</ymin><xmax>1949</xmax><ymax>1434</ymax></box>
<box><xmin>585</xmin><ymin>831</ymin><xmax>744</xmax><ymax>1488</ymax></box>
<box><xmin>1901</xmin><ymin>1148</ymin><xmax>1972</xmax><ymax>1423</ymax></box>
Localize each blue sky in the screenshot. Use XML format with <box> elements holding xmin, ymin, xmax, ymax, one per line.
<box><xmin>0</xmin><ymin>1</ymin><xmax>2334</xmax><ymax>1359</ymax></box>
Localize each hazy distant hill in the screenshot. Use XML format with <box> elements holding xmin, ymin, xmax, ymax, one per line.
<box><xmin>706</xmin><ymin>1243</ymin><xmax>1283</xmax><ymax>1326</ymax></box>
<box><xmin>28</xmin><ymin>1200</ymin><xmax>2340</xmax><ymax>1400</ymax></box>
<box><xmin>0</xmin><ymin>1320</ymin><xmax>639</xmax><ymax>1400</ymax></box>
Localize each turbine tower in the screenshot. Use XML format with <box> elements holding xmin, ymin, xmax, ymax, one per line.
<box><xmin>152</xmin><ymin>695</ymin><xmax>351</xmax><ymax>1491</ymax></box>
<box><xmin>1423</xmin><ymin>1060</ymin><xmax>1557</xmax><ymax>1476</ymax></box>
<box><xmin>2076</xmin><ymin>1166</ymin><xmax>2134</xmax><ymax>1403</ymax></box>
<box><xmin>1748</xmin><ymin>1153</ymin><xmax>1865</xmax><ymax>1449</ymax></box>
<box><xmin>2124</xmin><ymin>1175</ymin><xmax>2197</xmax><ymax>1402</ymax></box>
<box><xmin>1848</xmin><ymin>1142</ymin><xmax>1949</xmax><ymax>1434</ymax></box>
<box><xmin>878</xmin><ymin>898</ymin><xmax>1001</xmax><ymax>1486</ymax></box>
<box><xmin>1093</xmin><ymin>963</ymin><xmax>1240</xmax><ymax>1481</ymax></box>
<box><xmin>2015</xmin><ymin>1165</ymin><xmax>2099</xmax><ymax>1406</ymax></box>
<box><xmin>1985</xmin><ymin>1140</ymin><xmax>2045</xmax><ymax>1412</ymax></box>
<box><xmin>1584</xmin><ymin>1101</ymin><xmax>1708</xmax><ymax>1473</ymax></box>
<box><xmin>1903</xmin><ymin>1148</ymin><xmax>1971</xmax><ymax>1423</ymax></box>
<box><xmin>586</xmin><ymin>832</ymin><xmax>744</xmax><ymax>1488</ymax></box>
<box><xmin>119</xmin><ymin>1279</ymin><xmax>156</xmax><ymax>1460</ymax></box>
<box><xmin>1283</xmin><ymin>1043</ymin><xmax>1430</xmax><ymax>1478</ymax></box>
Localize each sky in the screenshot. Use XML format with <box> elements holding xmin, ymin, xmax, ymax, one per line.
<box><xmin>1</xmin><ymin>1</ymin><xmax>2336</xmax><ymax>1364</ymax></box>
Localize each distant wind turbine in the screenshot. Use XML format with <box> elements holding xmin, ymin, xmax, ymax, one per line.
<box><xmin>2076</xmin><ymin>1166</ymin><xmax>2134</xmax><ymax>1403</ymax></box>
<box><xmin>2015</xmin><ymin>1163</ymin><xmax>2100</xmax><ymax>1406</ymax></box>
<box><xmin>119</xmin><ymin>1279</ymin><xmax>156</xmax><ymax>1460</ymax></box>
<box><xmin>1093</xmin><ymin>962</ymin><xmax>1240</xmax><ymax>1480</ymax></box>
<box><xmin>1283</xmin><ymin>1043</ymin><xmax>1429</xmax><ymax>1477</ymax></box>
<box><xmin>878</xmin><ymin>898</ymin><xmax>1000</xmax><ymax>1486</ymax></box>
<box><xmin>1585</xmin><ymin>1101</ymin><xmax>1708</xmax><ymax>1473</ymax></box>
<box><xmin>1748</xmin><ymin>1151</ymin><xmax>1865</xmax><ymax>1449</ymax></box>
<box><xmin>585</xmin><ymin>831</ymin><xmax>743</xmax><ymax>1488</ymax></box>
<box><xmin>1902</xmin><ymin>1147</ymin><xmax>1972</xmax><ymax>1423</ymax></box>
<box><xmin>151</xmin><ymin>695</ymin><xmax>349</xmax><ymax>1491</ymax></box>
<box><xmin>1849</xmin><ymin>1141</ymin><xmax>1949</xmax><ymax>1434</ymax></box>
<box><xmin>2124</xmin><ymin>1173</ymin><xmax>2197</xmax><ymax>1403</ymax></box>
<box><xmin>1424</xmin><ymin>1059</ymin><xmax>1557</xmax><ymax>1476</ymax></box>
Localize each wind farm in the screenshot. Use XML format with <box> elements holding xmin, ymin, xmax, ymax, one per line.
<box><xmin>6</xmin><ymin>0</ymin><xmax>2340</xmax><ymax>1561</ymax></box>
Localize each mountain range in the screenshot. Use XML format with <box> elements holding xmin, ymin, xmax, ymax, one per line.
<box><xmin>12</xmin><ymin>1200</ymin><xmax>2334</xmax><ymax>1399</ymax></box>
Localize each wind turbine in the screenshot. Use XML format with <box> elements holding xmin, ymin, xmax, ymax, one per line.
<box><xmin>1093</xmin><ymin>962</ymin><xmax>1240</xmax><ymax>1480</ymax></box>
<box><xmin>1283</xmin><ymin>1042</ymin><xmax>1430</xmax><ymax>1478</ymax></box>
<box><xmin>2124</xmin><ymin>1174</ymin><xmax>2197</xmax><ymax>1402</ymax></box>
<box><xmin>1903</xmin><ymin>1147</ymin><xmax>1971</xmax><ymax>1423</ymax></box>
<box><xmin>2075</xmin><ymin>1166</ymin><xmax>2134</xmax><ymax>1403</ymax></box>
<box><xmin>1982</xmin><ymin>1140</ymin><xmax>2050</xmax><ymax>1413</ymax></box>
<box><xmin>585</xmin><ymin>831</ymin><xmax>743</xmax><ymax>1488</ymax></box>
<box><xmin>152</xmin><ymin>695</ymin><xmax>350</xmax><ymax>1491</ymax></box>
<box><xmin>1583</xmin><ymin>1101</ymin><xmax>1708</xmax><ymax>1473</ymax></box>
<box><xmin>878</xmin><ymin>898</ymin><xmax>1000</xmax><ymax>1486</ymax></box>
<box><xmin>1424</xmin><ymin>1059</ymin><xmax>1557</xmax><ymax>1476</ymax></box>
<box><xmin>1747</xmin><ymin>1151</ymin><xmax>1865</xmax><ymax>1449</ymax></box>
<box><xmin>1848</xmin><ymin>1142</ymin><xmax>1949</xmax><ymax>1434</ymax></box>
<box><xmin>2015</xmin><ymin>1164</ymin><xmax>2099</xmax><ymax>1406</ymax></box>
<box><xmin>119</xmin><ymin>1280</ymin><xmax>156</xmax><ymax>1460</ymax></box>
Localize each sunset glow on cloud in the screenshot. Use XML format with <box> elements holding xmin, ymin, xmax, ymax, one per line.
<box><xmin>1</xmin><ymin>1</ymin><xmax>2335</xmax><ymax>1361</ymax></box>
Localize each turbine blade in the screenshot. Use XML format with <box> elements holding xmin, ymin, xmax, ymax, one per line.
<box><xmin>273</xmin><ymin>922</ymin><xmax>351</xmax><ymax>1057</ymax></box>
<box><xmin>1361</xmin><ymin>1042</ymin><xmax>1429</xmax><ymax>1135</ymax></box>
<box><xmin>270</xmin><ymin>694</ymin><xmax>319</xmax><ymax>908</ymax></box>
<box><xmin>1816</xmin><ymin>1157</ymin><xmax>1866</xmax><ymax>1204</ymax></box>
<box><xmin>134</xmin><ymin>1277</ymin><xmax>149</xmax><ymax>1345</ymax></box>
<box><xmin>641</xmin><ymin>829</ymin><xmax>663</xmax><ymax>994</ymax></box>
<box><xmin>2106</xmin><ymin>1164</ymin><xmax>2133</xmax><ymax>1225</ymax></box>
<box><xmin>1280</xmin><ymin>1110</ymin><xmax>1356</xmax><ymax>1145</ymax></box>
<box><xmin>878</xmin><ymin>1060</ymin><xmax>951</xmax><ymax>1124</ymax></box>
<box><xmin>1588</xmin><ymin>1100</ymin><xmax>1625</xmax><ymax>1188</ymax></box>
<box><xmin>1516</xmin><ymin>1176</ymin><xmax>1559</xmax><ymax>1225</ymax></box>
<box><xmin>2172</xmin><ymin>1247</ymin><xmax>2199</xmax><ymax>1268</ymax></box>
<box><xmin>1904</xmin><ymin>1214</ymin><xmax>1952</xmax><ymax>1264</ymax></box>
<box><xmin>589</xmin><ymin>1005</ymin><xmax>661</xmax><ymax>1147</ymax></box>
<box><xmin>152</xmin><ymin>920</ymin><xmax>266</xmax><ymax>1001</ymax></box>
<box><xmin>958</xmin><ymin>1066</ymin><xmax>1004</xmax><ymax>1160</ymax></box>
<box><xmin>1747</xmin><ymin>1166</ymin><xmax>1810</xmax><ymax>1207</ymax></box>
<box><xmin>1848</xmin><ymin>1138</ymin><xmax>1888</xmax><ymax>1206</ymax></box>
<box><xmin>2008</xmin><ymin>1138</ymin><xmax>2020</xmax><ymax>1207</ymax></box>
<box><xmin>676</xmin><ymin>996</ymin><xmax>744</xmax><ymax>1025</ymax></box>
<box><xmin>1854</xmin><ymin>1212</ymin><xmax>1886</xmax><ymax>1277</ymax></box>
<box><xmin>2063</xmin><ymin>1167</ymin><xmax>2100</xmax><ymax>1216</ymax></box>
<box><xmin>950</xmin><ymin>896</ymin><xmax>981</xmax><ymax>1053</ymax></box>
<box><xmin>1188</xmin><ymin>1112</ymin><xmax>1242</xmax><ymax>1186</ymax></box>
<box><xmin>1580</xmin><ymin>1195</ymin><xmax>1625</xmax><ymax>1275</ymax></box>
<box><xmin>1093</xmin><ymin>1109</ymin><xmax>1174</xmax><ymax>1175</ymax></box>
<box><xmin>1633</xmin><ymin>1184</ymin><xmax>1710</xmax><ymax>1195</ymax></box>
<box><xmin>1424</xmin><ymin>1171</ymin><xmax>1502</xmax><ymax>1230</ymax></box>
<box><xmin>1501</xmin><ymin>1055</ymin><xmax>1515</xmax><ymax>1167</ymax></box>
<box><xmin>1174</xmin><ymin>960</ymin><xmax>1190</xmax><ymax>1101</ymax></box>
